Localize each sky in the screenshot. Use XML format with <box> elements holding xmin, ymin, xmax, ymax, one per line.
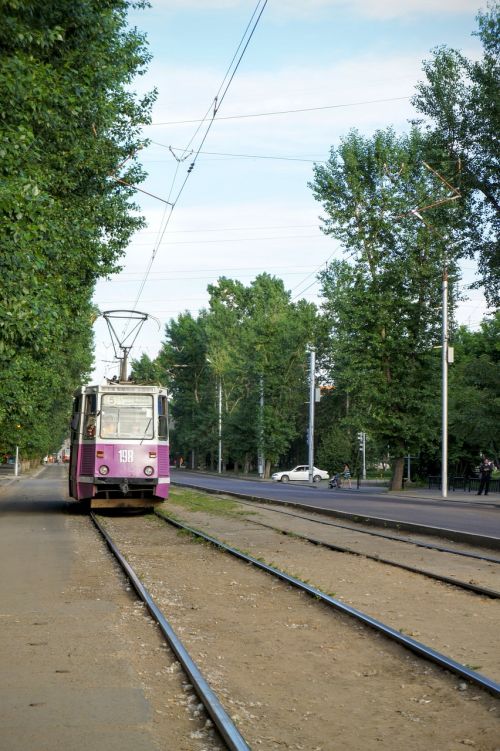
<box><xmin>90</xmin><ymin>0</ymin><xmax>488</xmax><ymax>383</ymax></box>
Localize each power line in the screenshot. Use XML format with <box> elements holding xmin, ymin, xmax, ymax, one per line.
<box><xmin>98</xmin><ymin>269</ymin><xmax>324</xmax><ymax>285</ymax></box>
<box><xmin>214</xmin><ymin>0</ymin><xmax>268</xmax><ymax>114</ymax></box>
<box><xmin>130</xmin><ymin>223</ymin><xmax>320</xmax><ymax>235</ymax></box>
<box><xmin>119</xmin><ymin>233</ymin><xmax>326</xmax><ymax>248</ymax></box>
<box><xmin>101</xmin><ymin>263</ymin><xmax>320</xmax><ymax>277</ymax></box>
<box><xmin>124</xmin><ymin>0</ymin><xmax>269</xmax><ymax>322</ymax></box>
<box><xmin>148</xmin><ymin>95</ymin><xmax>411</xmax><ymax>126</ymax></box>
<box><xmin>153</xmin><ymin>142</ymin><xmax>325</xmax><ymax>163</ymax></box>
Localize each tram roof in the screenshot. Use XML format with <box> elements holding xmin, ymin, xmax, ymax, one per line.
<box><xmin>76</xmin><ymin>383</ymin><xmax>167</xmax><ymax>396</ymax></box>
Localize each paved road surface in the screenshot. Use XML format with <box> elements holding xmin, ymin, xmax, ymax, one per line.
<box><xmin>172</xmin><ymin>470</ymin><xmax>500</xmax><ymax>542</ymax></box>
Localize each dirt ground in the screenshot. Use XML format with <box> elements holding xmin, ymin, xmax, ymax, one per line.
<box><xmin>160</xmin><ymin>496</ymin><xmax>500</xmax><ymax>683</ymax></box>
<box><xmin>100</xmin><ymin>494</ymin><xmax>500</xmax><ymax>751</ymax></box>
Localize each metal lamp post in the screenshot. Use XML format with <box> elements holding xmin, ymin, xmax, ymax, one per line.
<box><xmin>308</xmin><ymin>348</ymin><xmax>316</xmax><ymax>486</ymax></box>
<box><xmin>207</xmin><ymin>358</ymin><xmax>222</xmax><ymax>474</ymax></box>
<box><xmin>217</xmin><ymin>377</ymin><xmax>222</xmax><ymax>474</ymax></box>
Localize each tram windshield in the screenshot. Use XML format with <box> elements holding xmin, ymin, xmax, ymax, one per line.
<box><xmin>100</xmin><ymin>394</ymin><xmax>154</xmax><ymax>440</ymax></box>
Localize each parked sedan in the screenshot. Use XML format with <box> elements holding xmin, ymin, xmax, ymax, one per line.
<box><xmin>271</xmin><ymin>465</ymin><xmax>329</xmax><ymax>483</ymax></box>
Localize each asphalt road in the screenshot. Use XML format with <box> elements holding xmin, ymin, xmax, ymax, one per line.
<box><xmin>172</xmin><ymin>470</ymin><xmax>500</xmax><ymax>542</ymax></box>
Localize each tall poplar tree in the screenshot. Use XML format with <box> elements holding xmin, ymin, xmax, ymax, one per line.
<box><xmin>310</xmin><ymin>127</ymin><xmax>468</xmax><ymax>489</ymax></box>
<box><xmin>412</xmin><ymin>2</ymin><xmax>500</xmax><ymax>306</ymax></box>
<box><xmin>0</xmin><ymin>0</ymin><xmax>155</xmax><ymax>457</ymax></box>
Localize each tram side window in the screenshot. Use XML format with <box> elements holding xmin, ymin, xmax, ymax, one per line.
<box><xmin>71</xmin><ymin>397</ymin><xmax>81</xmax><ymax>433</ymax></box>
<box><xmin>84</xmin><ymin>394</ymin><xmax>97</xmax><ymax>439</ymax></box>
<box><xmin>158</xmin><ymin>396</ymin><xmax>168</xmax><ymax>439</ymax></box>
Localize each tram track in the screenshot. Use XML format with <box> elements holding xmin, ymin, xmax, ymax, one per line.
<box><xmin>230</xmin><ymin>498</ymin><xmax>500</xmax><ymax>564</ymax></box>
<box><xmin>90</xmin><ymin>509</ymin><xmax>500</xmax><ymax>750</ymax></box>
<box><xmin>155</xmin><ymin>512</ymin><xmax>500</xmax><ymax>698</ymax></box>
<box><xmin>236</xmin><ymin>517</ymin><xmax>500</xmax><ymax>599</ymax></box>
<box><xmin>217</xmin><ymin>497</ymin><xmax>500</xmax><ymax>599</ymax></box>
<box><xmin>90</xmin><ymin>512</ymin><xmax>250</xmax><ymax>751</ymax></box>
<box><xmin>158</xmin><ymin>490</ymin><xmax>500</xmax><ymax>679</ymax></box>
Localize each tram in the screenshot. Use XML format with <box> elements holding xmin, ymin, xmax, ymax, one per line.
<box><xmin>68</xmin><ymin>382</ymin><xmax>170</xmax><ymax>509</ymax></box>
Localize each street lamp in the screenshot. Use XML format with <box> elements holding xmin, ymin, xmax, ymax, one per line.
<box><xmin>307</xmin><ymin>347</ymin><xmax>315</xmax><ymax>486</ymax></box>
<box><xmin>258</xmin><ymin>375</ymin><xmax>264</xmax><ymax>478</ymax></box>
<box><xmin>357</xmin><ymin>432</ymin><xmax>366</xmax><ymax>480</ymax></box>
<box><xmin>217</xmin><ymin>377</ymin><xmax>222</xmax><ymax>474</ymax></box>
<box><xmin>206</xmin><ymin>358</ymin><xmax>222</xmax><ymax>474</ymax></box>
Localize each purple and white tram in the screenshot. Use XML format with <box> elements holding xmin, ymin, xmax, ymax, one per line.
<box><xmin>69</xmin><ymin>383</ymin><xmax>169</xmax><ymax>509</ymax></box>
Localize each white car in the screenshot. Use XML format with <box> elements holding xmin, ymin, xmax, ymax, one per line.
<box><xmin>271</xmin><ymin>465</ymin><xmax>329</xmax><ymax>483</ymax></box>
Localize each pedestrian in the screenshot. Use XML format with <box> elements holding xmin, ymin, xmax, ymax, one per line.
<box><xmin>477</xmin><ymin>456</ymin><xmax>495</xmax><ymax>496</ymax></box>
<box><xmin>343</xmin><ymin>463</ymin><xmax>352</xmax><ymax>489</ymax></box>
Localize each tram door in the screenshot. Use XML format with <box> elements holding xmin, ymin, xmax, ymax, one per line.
<box><xmin>68</xmin><ymin>394</ymin><xmax>81</xmax><ymax>499</ymax></box>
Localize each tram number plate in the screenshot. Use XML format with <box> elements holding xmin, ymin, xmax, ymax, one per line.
<box><xmin>118</xmin><ymin>449</ymin><xmax>134</xmax><ymax>463</ymax></box>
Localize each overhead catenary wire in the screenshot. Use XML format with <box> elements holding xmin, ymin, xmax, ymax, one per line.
<box><xmin>125</xmin><ymin>0</ymin><xmax>269</xmax><ymax>321</ymax></box>
<box><xmin>164</xmin><ymin>0</ymin><xmax>270</xmax><ymax>211</ymax></box>
<box><xmin>128</xmin><ymin>222</ymin><xmax>322</xmax><ymax>236</ymax></box>
<box><xmin>147</xmin><ymin>95</ymin><xmax>411</xmax><ymax>126</ymax></box>
<box><xmin>153</xmin><ymin>142</ymin><xmax>326</xmax><ymax>163</ymax></box>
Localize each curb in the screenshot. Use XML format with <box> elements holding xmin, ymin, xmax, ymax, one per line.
<box><xmin>171</xmin><ymin>481</ymin><xmax>500</xmax><ymax>552</ymax></box>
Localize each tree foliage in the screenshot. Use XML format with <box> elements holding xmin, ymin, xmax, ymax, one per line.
<box><xmin>448</xmin><ymin>312</ymin><xmax>500</xmax><ymax>470</ymax></box>
<box><xmin>412</xmin><ymin>2</ymin><xmax>500</xmax><ymax>305</ymax></box>
<box><xmin>152</xmin><ymin>275</ymin><xmax>317</xmax><ymax>475</ymax></box>
<box><xmin>156</xmin><ymin>311</ymin><xmax>215</xmax><ymax>469</ymax></box>
<box><xmin>0</xmin><ymin>0</ymin><xmax>155</xmax><ymax>457</ymax></box>
<box><xmin>310</xmin><ymin>127</ymin><xmax>467</xmax><ymax>489</ymax></box>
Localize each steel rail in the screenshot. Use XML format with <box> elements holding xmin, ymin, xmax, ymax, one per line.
<box><xmin>231</xmin><ymin>498</ymin><xmax>500</xmax><ymax>564</ymax></box>
<box><xmin>90</xmin><ymin>513</ymin><xmax>251</xmax><ymax>751</ymax></box>
<box><xmin>157</xmin><ymin>512</ymin><xmax>500</xmax><ymax>699</ymax></box>
<box><xmin>250</xmin><ymin>519</ymin><xmax>500</xmax><ymax>599</ymax></box>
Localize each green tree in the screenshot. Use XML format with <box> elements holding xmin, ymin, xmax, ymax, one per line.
<box><xmin>310</xmin><ymin>127</ymin><xmax>467</xmax><ymax>489</ymax></box>
<box><xmin>155</xmin><ymin>275</ymin><xmax>317</xmax><ymax>475</ymax></box>
<box><xmin>130</xmin><ymin>353</ymin><xmax>164</xmax><ymax>384</ymax></box>
<box><xmin>449</xmin><ymin>312</ymin><xmax>500</xmax><ymax>471</ymax></box>
<box><xmin>156</xmin><ymin>312</ymin><xmax>215</xmax><ymax>469</ymax></box>
<box><xmin>0</xmin><ymin>0</ymin><xmax>155</xmax><ymax>457</ymax></box>
<box><xmin>205</xmin><ymin>274</ymin><xmax>317</xmax><ymax>476</ymax></box>
<box><xmin>412</xmin><ymin>2</ymin><xmax>500</xmax><ymax>305</ymax></box>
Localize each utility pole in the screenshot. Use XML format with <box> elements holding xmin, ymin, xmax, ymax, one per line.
<box><xmin>442</xmin><ymin>269</ymin><xmax>448</xmax><ymax>499</ymax></box>
<box><xmin>362</xmin><ymin>433</ymin><xmax>366</xmax><ymax>480</ymax></box>
<box><xmin>258</xmin><ymin>375</ymin><xmax>264</xmax><ymax>478</ymax></box>
<box><xmin>218</xmin><ymin>378</ymin><xmax>222</xmax><ymax>474</ymax></box>
<box><xmin>441</xmin><ymin>266</ymin><xmax>453</xmax><ymax>498</ymax></box>
<box><xmin>308</xmin><ymin>348</ymin><xmax>316</xmax><ymax>486</ymax></box>
<box><xmin>357</xmin><ymin>432</ymin><xmax>366</xmax><ymax>480</ymax></box>
<box><xmin>407</xmin><ymin>165</ymin><xmax>460</xmax><ymax>500</ymax></box>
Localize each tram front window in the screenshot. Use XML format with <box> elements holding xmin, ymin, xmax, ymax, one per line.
<box><xmin>100</xmin><ymin>394</ymin><xmax>154</xmax><ymax>440</ymax></box>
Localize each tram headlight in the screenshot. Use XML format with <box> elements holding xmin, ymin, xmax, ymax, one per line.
<box><xmin>144</xmin><ymin>465</ymin><xmax>154</xmax><ymax>477</ymax></box>
<box><xmin>98</xmin><ymin>465</ymin><xmax>109</xmax><ymax>476</ymax></box>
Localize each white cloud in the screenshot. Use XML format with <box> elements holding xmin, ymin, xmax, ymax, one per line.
<box><xmin>151</xmin><ymin>0</ymin><xmax>482</xmax><ymax>20</ymax></box>
<box><xmin>141</xmin><ymin>53</ymin><xmax>420</xmax><ymax>163</ymax></box>
<box><xmin>275</xmin><ymin>0</ymin><xmax>482</xmax><ymax>20</ymax></box>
